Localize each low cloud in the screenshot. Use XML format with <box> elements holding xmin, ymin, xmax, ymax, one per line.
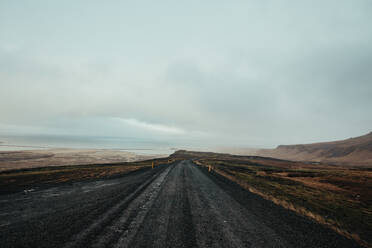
<box><xmin>118</xmin><ymin>118</ymin><xmax>186</xmax><ymax>135</ymax></box>
<box><xmin>0</xmin><ymin>1</ymin><xmax>371</xmax><ymax>147</ymax></box>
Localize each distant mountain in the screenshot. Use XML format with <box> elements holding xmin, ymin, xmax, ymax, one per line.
<box><xmin>256</xmin><ymin>132</ymin><xmax>372</xmax><ymax>166</ymax></box>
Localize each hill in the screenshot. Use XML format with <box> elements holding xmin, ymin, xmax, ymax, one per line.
<box><xmin>256</xmin><ymin>132</ymin><xmax>372</xmax><ymax>166</ymax></box>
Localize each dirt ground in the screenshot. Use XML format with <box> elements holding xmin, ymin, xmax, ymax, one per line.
<box><xmin>0</xmin><ymin>161</ymin><xmax>361</xmax><ymax>248</ymax></box>
<box><xmin>0</xmin><ymin>149</ymin><xmax>166</xmax><ymax>172</ymax></box>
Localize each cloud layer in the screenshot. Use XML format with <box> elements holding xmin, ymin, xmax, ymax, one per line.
<box><xmin>1</xmin><ymin>1</ymin><xmax>371</xmax><ymax>147</ymax></box>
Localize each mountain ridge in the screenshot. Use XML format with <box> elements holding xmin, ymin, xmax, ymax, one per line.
<box><xmin>257</xmin><ymin>132</ymin><xmax>372</xmax><ymax>166</ymax></box>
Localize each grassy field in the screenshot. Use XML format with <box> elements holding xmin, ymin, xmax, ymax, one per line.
<box><xmin>171</xmin><ymin>151</ymin><xmax>372</xmax><ymax>247</ymax></box>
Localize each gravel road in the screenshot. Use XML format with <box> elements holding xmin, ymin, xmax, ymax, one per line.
<box><xmin>0</xmin><ymin>160</ymin><xmax>362</xmax><ymax>248</ymax></box>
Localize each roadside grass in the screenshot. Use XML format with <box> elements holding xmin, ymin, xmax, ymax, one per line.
<box><xmin>195</xmin><ymin>158</ymin><xmax>372</xmax><ymax>247</ymax></box>
<box><xmin>0</xmin><ymin>158</ymin><xmax>173</xmax><ymax>194</ymax></box>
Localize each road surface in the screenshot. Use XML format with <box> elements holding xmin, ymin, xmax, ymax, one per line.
<box><xmin>0</xmin><ymin>160</ymin><xmax>362</xmax><ymax>248</ymax></box>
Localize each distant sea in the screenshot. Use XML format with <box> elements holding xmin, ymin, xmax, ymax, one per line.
<box><xmin>0</xmin><ymin>135</ymin><xmax>191</xmax><ymax>155</ymax></box>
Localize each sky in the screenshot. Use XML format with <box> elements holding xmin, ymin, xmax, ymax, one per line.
<box><xmin>0</xmin><ymin>0</ymin><xmax>372</xmax><ymax>148</ymax></box>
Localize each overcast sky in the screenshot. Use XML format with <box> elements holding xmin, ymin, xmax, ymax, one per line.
<box><xmin>1</xmin><ymin>0</ymin><xmax>371</xmax><ymax>147</ymax></box>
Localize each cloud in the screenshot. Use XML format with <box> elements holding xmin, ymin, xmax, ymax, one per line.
<box><xmin>118</xmin><ymin>118</ymin><xmax>186</xmax><ymax>135</ymax></box>
<box><xmin>0</xmin><ymin>1</ymin><xmax>371</xmax><ymax>147</ymax></box>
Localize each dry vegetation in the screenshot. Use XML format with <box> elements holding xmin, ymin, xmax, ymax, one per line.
<box><xmin>171</xmin><ymin>151</ymin><xmax>372</xmax><ymax>247</ymax></box>
<box><xmin>0</xmin><ymin>158</ymin><xmax>173</xmax><ymax>195</ymax></box>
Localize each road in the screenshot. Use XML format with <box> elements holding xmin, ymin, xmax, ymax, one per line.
<box><xmin>0</xmin><ymin>160</ymin><xmax>362</xmax><ymax>248</ymax></box>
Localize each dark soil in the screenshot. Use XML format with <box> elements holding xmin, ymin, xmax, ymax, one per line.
<box><xmin>0</xmin><ymin>161</ymin><xmax>363</xmax><ymax>248</ymax></box>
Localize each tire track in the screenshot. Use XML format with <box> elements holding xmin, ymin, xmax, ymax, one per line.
<box><xmin>63</xmin><ymin>166</ymin><xmax>172</xmax><ymax>248</ymax></box>
<box><xmin>128</xmin><ymin>160</ymin><xmax>197</xmax><ymax>248</ymax></box>
<box><xmin>111</xmin><ymin>165</ymin><xmax>172</xmax><ymax>248</ymax></box>
<box><xmin>186</xmin><ymin>162</ymin><xmax>288</xmax><ymax>248</ymax></box>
